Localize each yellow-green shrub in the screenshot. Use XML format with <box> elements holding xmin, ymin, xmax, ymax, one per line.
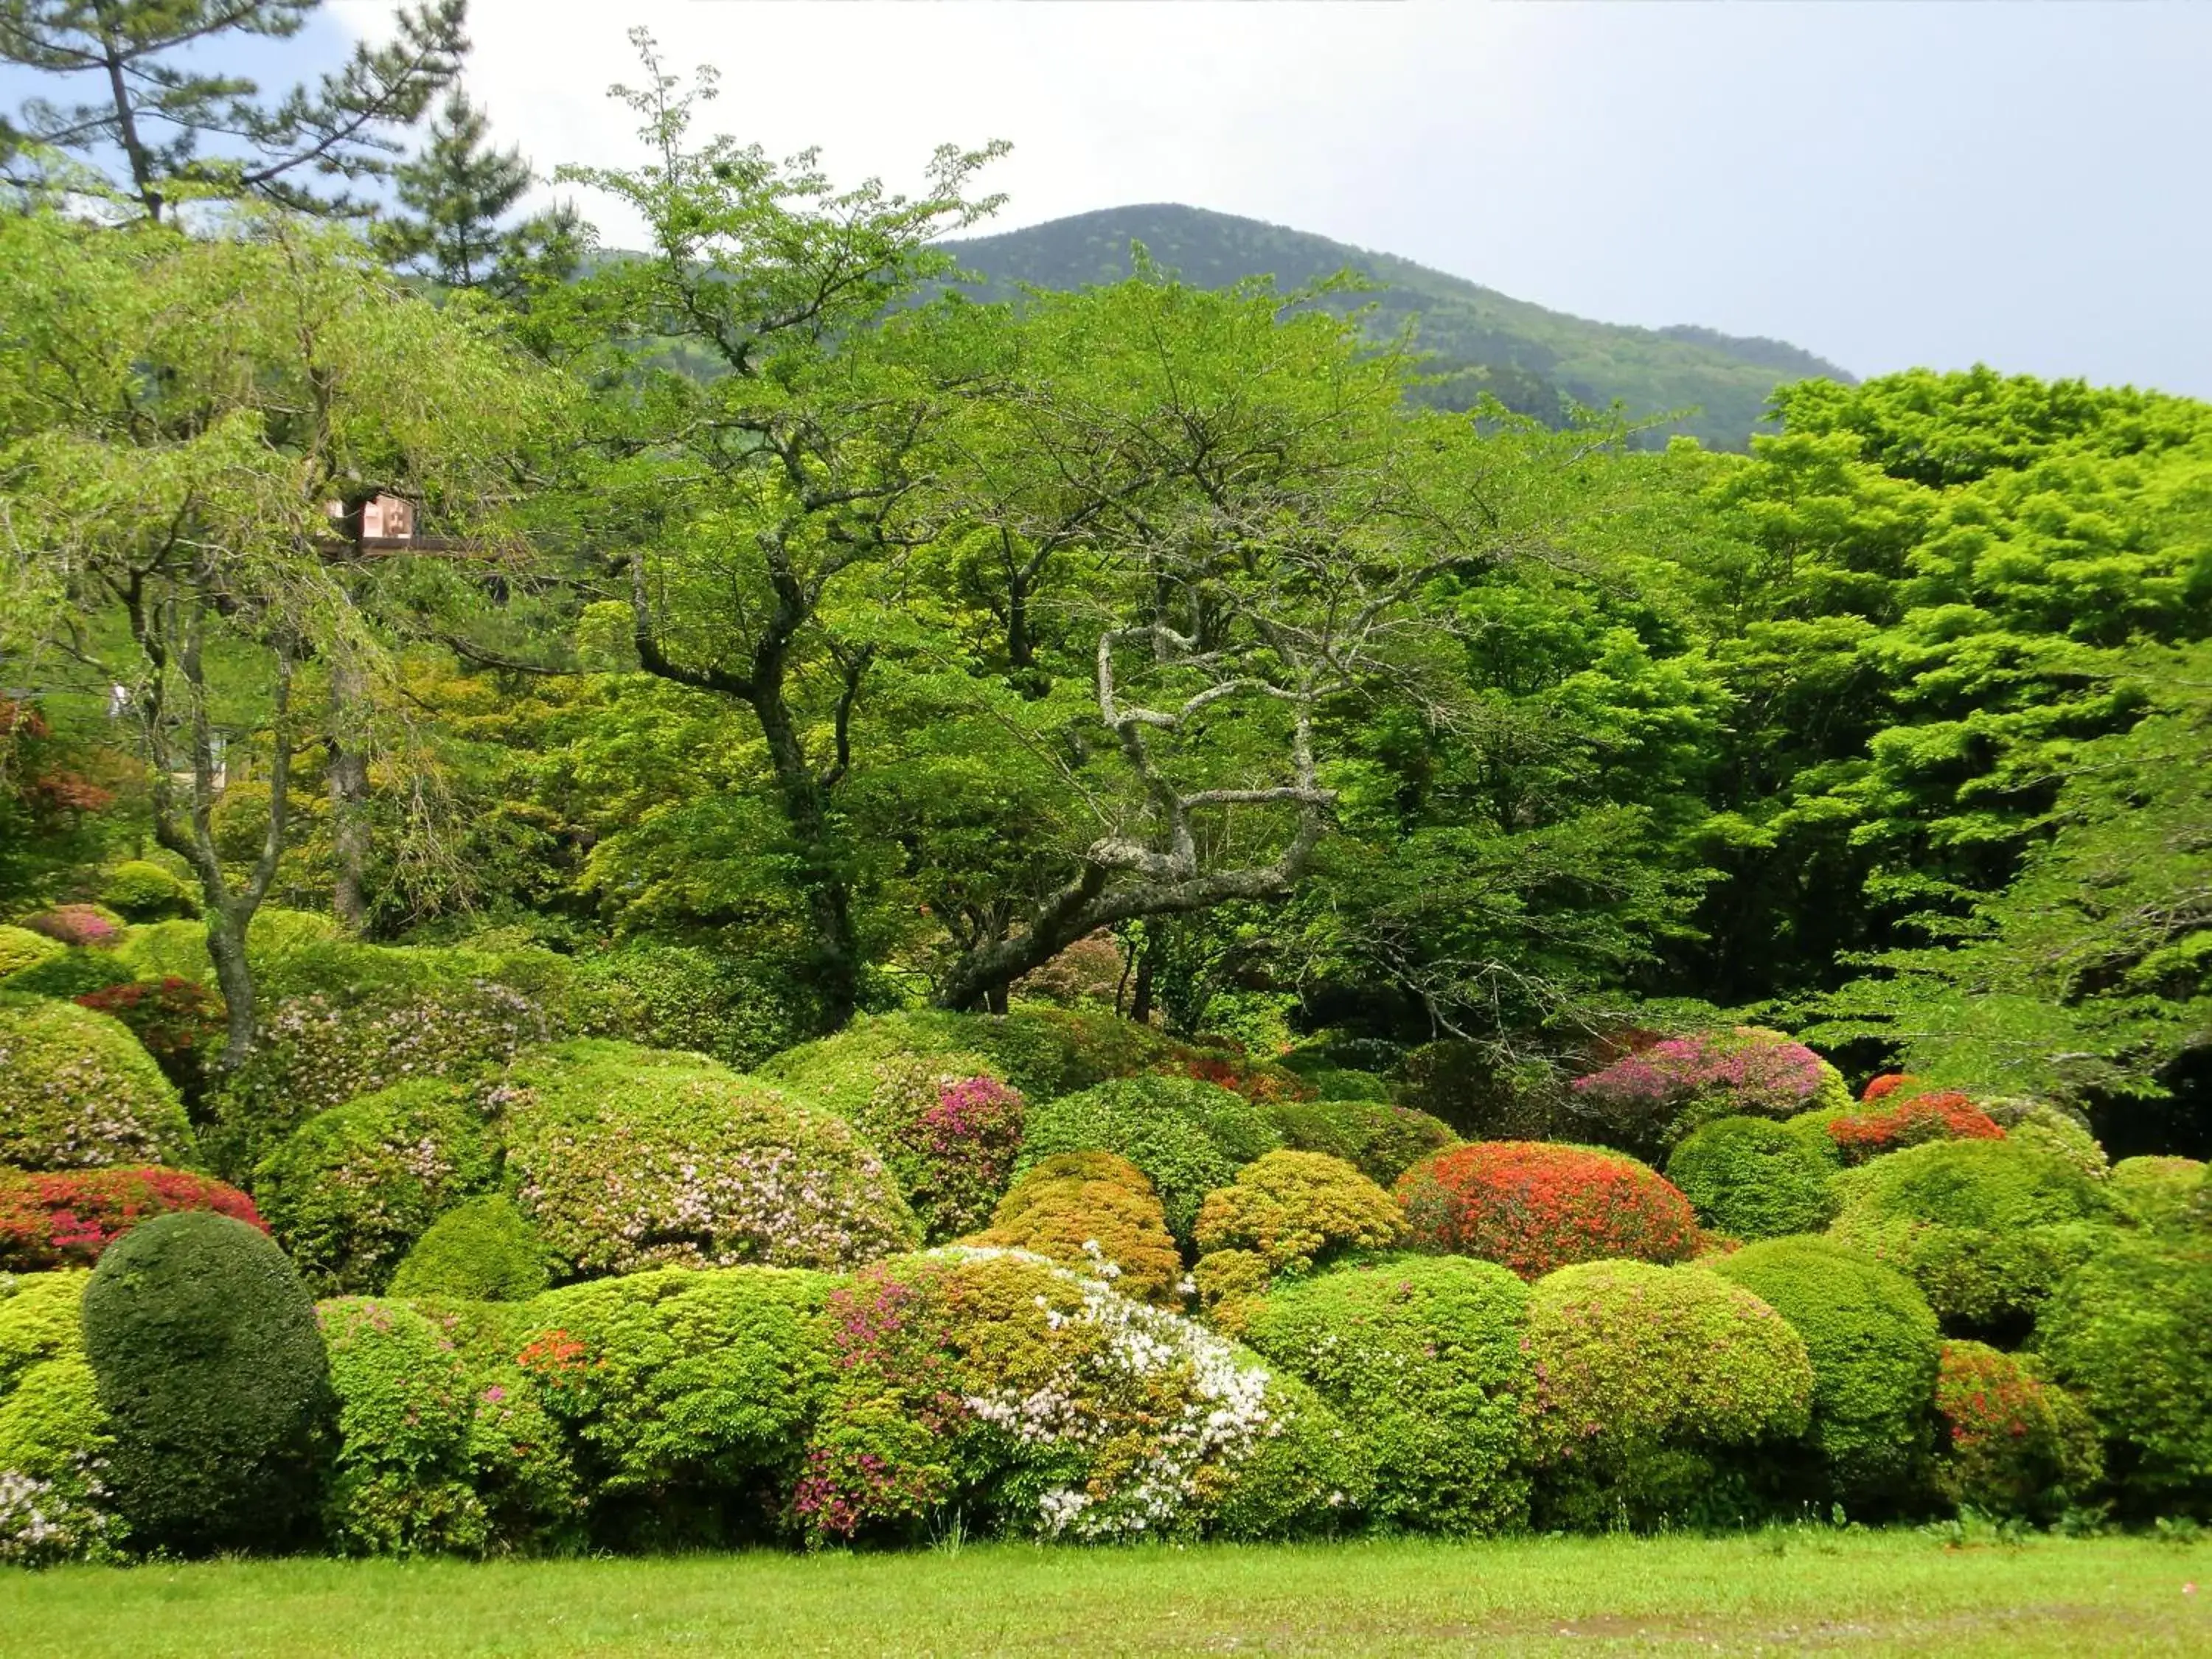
<box><xmin>972</xmin><ymin>1153</ymin><xmax>1181</xmax><ymax>1306</ymax></box>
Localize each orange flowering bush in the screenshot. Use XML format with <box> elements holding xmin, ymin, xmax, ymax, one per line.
<box><xmin>1824</xmin><ymin>1093</ymin><xmax>2006</xmax><ymax>1164</ymax></box>
<box><xmin>1860</xmin><ymin>1073</ymin><xmax>1921</xmax><ymax>1103</ymax></box>
<box><xmin>1932</xmin><ymin>1340</ymin><xmax>2103</xmax><ymax>1520</ymax></box>
<box><xmin>1394</xmin><ymin>1142</ymin><xmax>1700</xmax><ymax>1280</ymax></box>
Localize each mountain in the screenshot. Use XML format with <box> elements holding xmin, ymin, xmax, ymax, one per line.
<box><xmin>940</xmin><ymin>204</ymin><xmax>1854</xmax><ymax>451</ymax></box>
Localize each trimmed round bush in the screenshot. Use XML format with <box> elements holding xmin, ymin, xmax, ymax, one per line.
<box><xmin>18</xmin><ymin>905</ymin><xmax>125</xmax><ymax>948</ymax></box>
<box><xmin>100</xmin><ymin>861</ymin><xmax>195</xmax><ymax>922</ymax></box>
<box><xmin>389</xmin><ymin>1196</ymin><xmax>553</xmax><ymax>1304</ymax></box>
<box><xmin>1932</xmin><ymin>1340</ymin><xmax>2104</xmax><ymax>1522</ymax></box>
<box><xmin>80</xmin><ymin>1211</ymin><xmax>333</xmax><ymax>1554</ymax></box>
<box><xmin>319</xmin><ymin>1298</ymin><xmax>487</xmax><ymax>1556</ymax></box>
<box><xmin>255</xmin><ymin>1081</ymin><xmax>497</xmax><ymax>1295</ymax></box>
<box><xmin>1239</xmin><ymin>1255</ymin><xmax>1531</xmax><ymax>1534</ymax></box>
<box><xmin>2108</xmin><ymin>1156</ymin><xmax>2206</xmax><ymax>1234</ymax></box>
<box><xmin>1015</xmin><ymin>1075</ymin><xmax>1283</xmax><ymax>1245</ymax></box>
<box><xmin>1570</xmin><ymin>1026</ymin><xmax>1851</xmax><ymax>1159</ymax></box>
<box><xmin>1828</xmin><ymin>1139</ymin><xmax>2112</xmax><ymax>1337</ymax></box>
<box><xmin>1394</xmin><ymin>1141</ymin><xmax>1700</xmax><ymax>1280</ymax></box>
<box><xmin>568</xmin><ymin>943</ymin><xmax>808</xmax><ymax>1073</ymax></box>
<box><xmin>0</xmin><ymin>1167</ymin><xmax>262</xmax><ymax>1271</ymax></box>
<box><xmin>1520</xmin><ymin>1260</ymin><xmax>1816</xmax><ymax>1530</ymax></box>
<box><xmin>0</xmin><ymin>995</ymin><xmax>195</xmax><ymax>1171</ymax></box>
<box><xmin>1269</xmin><ymin>1098</ymin><xmax>1457</xmax><ymax>1186</ymax></box>
<box><xmin>1861</xmin><ymin>1073</ymin><xmax>1921</xmax><ymax>1102</ymax></box>
<box><xmin>1982</xmin><ymin>1099</ymin><xmax>2109</xmax><ymax>1181</ymax></box>
<box><xmin>0</xmin><ymin>925</ymin><xmax>63</xmax><ymax>980</ymax></box>
<box><xmin>0</xmin><ymin>1271</ymin><xmax>119</xmax><ymax>1565</ymax></box>
<box><xmin>2037</xmin><ymin>1236</ymin><xmax>2212</xmax><ymax>1512</ymax></box>
<box><xmin>1821</xmin><ymin>1093</ymin><xmax>2006</xmax><ymax>1164</ymax></box>
<box><xmin>1194</xmin><ymin>1152</ymin><xmax>1407</xmax><ymax>1279</ymax></box>
<box><xmin>1666</xmin><ymin>1116</ymin><xmax>1839</xmax><ymax>1240</ymax></box>
<box><xmin>2</xmin><ymin>945</ymin><xmax>136</xmax><ymax>1001</ymax></box>
<box><xmin>799</xmin><ymin>1248</ymin><xmax>1360</xmax><ymax>1543</ymax></box>
<box><xmin>1710</xmin><ymin>1237</ymin><xmax>1941</xmax><ymax>1509</ymax></box>
<box><xmin>498</xmin><ymin>1041</ymin><xmax>918</xmax><ymax>1279</ymax></box>
<box><xmin>113</xmin><ymin>907</ymin><xmax>340</xmax><ymax>987</ymax></box>
<box><xmin>972</xmin><ymin>1152</ymin><xmax>1182</xmax><ymax>1306</ymax></box>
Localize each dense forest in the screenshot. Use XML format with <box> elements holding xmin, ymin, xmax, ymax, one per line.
<box><xmin>1</xmin><ymin>0</ymin><xmax>2209</xmax><ymax>1572</ymax></box>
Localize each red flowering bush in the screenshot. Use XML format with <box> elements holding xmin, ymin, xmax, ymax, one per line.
<box><xmin>74</xmin><ymin>976</ymin><xmax>226</xmax><ymax>1103</ymax></box>
<box><xmin>1394</xmin><ymin>1142</ymin><xmax>1700</xmax><ymax>1280</ymax></box>
<box><xmin>1861</xmin><ymin>1072</ymin><xmax>1922</xmax><ymax>1103</ymax></box>
<box><xmin>1163</xmin><ymin>1054</ymin><xmax>1314</xmax><ymax>1109</ymax></box>
<box><xmin>18</xmin><ymin>905</ymin><xmax>124</xmax><ymax>949</ymax></box>
<box><xmin>1932</xmin><ymin>1340</ymin><xmax>2103</xmax><ymax>1520</ymax></box>
<box><xmin>1568</xmin><ymin>1027</ymin><xmax>1850</xmax><ymax>1158</ymax></box>
<box><xmin>0</xmin><ymin>1166</ymin><xmax>262</xmax><ymax>1270</ymax></box>
<box><xmin>1825</xmin><ymin>1093</ymin><xmax>2005</xmax><ymax>1164</ymax></box>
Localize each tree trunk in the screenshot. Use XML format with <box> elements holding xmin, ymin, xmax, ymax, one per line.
<box><xmin>750</xmin><ymin>681</ymin><xmax>862</xmax><ymax>1029</ymax></box>
<box><xmin>205</xmin><ymin>904</ymin><xmax>258</xmax><ymax>1066</ymax></box>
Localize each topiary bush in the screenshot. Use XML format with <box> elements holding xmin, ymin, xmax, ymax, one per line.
<box><xmin>0</xmin><ymin>924</ymin><xmax>63</xmax><ymax>981</ymax></box>
<box><xmin>2036</xmin><ymin>1236</ymin><xmax>2212</xmax><ymax>1514</ymax></box>
<box><xmin>970</xmin><ymin>1152</ymin><xmax>1182</xmax><ymax>1306</ymax></box>
<box><xmin>319</xmin><ymin>1298</ymin><xmax>488</xmax><ymax>1556</ymax></box>
<box><xmin>498</xmin><ymin>1041</ymin><xmax>918</xmax><ymax>1280</ymax></box>
<box><xmin>254</xmin><ymin>1081</ymin><xmax>498</xmax><ymax>1295</ymax></box>
<box><xmin>2107</xmin><ymin>1156</ymin><xmax>2206</xmax><ymax>1234</ymax></box>
<box><xmin>0</xmin><ymin>995</ymin><xmax>195</xmax><ymax>1171</ymax></box>
<box><xmin>1239</xmin><ymin>1255</ymin><xmax>1531</xmax><ymax>1535</ymax></box>
<box><xmin>797</xmin><ymin>1248</ymin><xmax>1360</xmax><ymax>1543</ymax></box>
<box><xmin>1709</xmin><ymin>1237</ymin><xmax>1941</xmax><ymax>1511</ymax></box>
<box><xmin>1520</xmin><ymin>1260</ymin><xmax>1816</xmax><ymax>1531</ymax></box>
<box><xmin>1268</xmin><ymin>1098</ymin><xmax>1457</xmax><ymax>1186</ymax></box>
<box><xmin>80</xmin><ymin>1211</ymin><xmax>333</xmax><ymax>1554</ymax></box>
<box><xmin>1827</xmin><ymin>1139</ymin><xmax>2113</xmax><ymax>1339</ymax></box>
<box><xmin>1932</xmin><ymin>1340</ymin><xmax>2104</xmax><ymax>1523</ymax></box>
<box><xmin>1394</xmin><ymin>1141</ymin><xmax>1700</xmax><ymax>1280</ymax></box>
<box><xmin>1015</xmin><ymin>1075</ymin><xmax>1284</xmax><ymax>1246</ymax></box>
<box><xmin>1820</xmin><ymin>1093</ymin><xmax>2006</xmax><ymax>1164</ymax></box>
<box><xmin>100</xmin><ymin>861</ymin><xmax>195</xmax><ymax>922</ymax></box>
<box><xmin>72</xmin><ymin>976</ymin><xmax>227</xmax><ymax>1107</ymax></box>
<box><xmin>0</xmin><ymin>945</ymin><xmax>135</xmax><ymax>1000</ymax></box>
<box><xmin>505</xmin><ymin>1266</ymin><xmax>835</xmax><ymax>1549</ymax></box>
<box><xmin>389</xmin><ymin>1196</ymin><xmax>553</xmax><ymax>1304</ymax></box>
<box><xmin>1666</xmin><ymin>1117</ymin><xmax>1840</xmax><ymax>1241</ymax></box>
<box><xmin>0</xmin><ymin>1167</ymin><xmax>262</xmax><ymax>1272</ymax></box>
<box><xmin>1194</xmin><ymin>1152</ymin><xmax>1406</xmax><ymax>1283</ymax></box>
<box><xmin>18</xmin><ymin>905</ymin><xmax>125</xmax><ymax>949</ymax></box>
<box><xmin>567</xmin><ymin>943</ymin><xmax>810</xmax><ymax>1074</ymax></box>
<box><xmin>0</xmin><ymin>1270</ymin><xmax>122</xmax><ymax>1565</ymax></box>
<box><xmin>1981</xmin><ymin>1099</ymin><xmax>2109</xmax><ymax>1182</ymax></box>
<box><xmin>1569</xmin><ymin>1027</ymin><xmax>1851</xmax><ymax>1159</ymax></box>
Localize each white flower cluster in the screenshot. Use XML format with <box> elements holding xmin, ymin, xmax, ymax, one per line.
<box><xmin>0</xmin><ymin>1464</ymin><xmax>115</xmax><ymax>1566</ymax></box>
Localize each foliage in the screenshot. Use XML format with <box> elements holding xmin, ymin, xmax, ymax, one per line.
<box><xmin>1239</xmin><ymin>1256</ymin><xmax>1531</xmax><ymax>1534</ymax></box>
<box><xmin>1709</xmin><ymin>1237</ymin><xmax>1941</xmax><ymax>1509</ymax></box>
<box><xmin>0</xmin><ymin>1270</ymin><xmax>119</xmax><ymax>1565</ymax></box>
<box><xmin>1982</xmin><ymin>1099</ymin><xmax>2110</xmax><ymax>1180</ymax></box>
<box><xmin>0</xmin><ymin>994</ymin><xmax>195</xmax><ymax>1170</ymax></box>
<box><xmin>1822</xmin><ymin>1093</ymin><xmax>2007</xmax><ymax>1164</ymax></box>
<box><xmin>0</xmin><ymin>945</ymin><xmax>135</xmax><ymax>998</ymax></box>
<box><xmin>498</xmin><ymin>1041</ymin><xmax>918</xmax><ymax>1279</ymax></box>
<box><xmin>1015</xmin><ymin>1076</ymin><xmax>1284</xmax><ymax>1245</ymax></box>
<box><xmin>18</xmin><ymin>905</ymin><xmax>125</xmax><ymax>948</ymax></box>
<box><xmin>389</xmin><ymin>1197</ymin><xmax>553</xmax><ymax>1304</ymax></box>
<box><xmin>1267</xmin><ymin>1098</ymin><xmax>1458</xmax><ymax>1186</ymax></box>
<box><xmin>567</xmin><ymin>943</ymin><xmax>811</xmax><ymax>1074</ymax></box>
<box><xmin>72</xmin><ymin>976</ymin><xmax>227</xmax><ymax>1105</ymax></box>
<box><xmin>970</xmin><ymin>1154</ymin><xmax>1182</xmax><ymax>1307</ymax></box>
<box><xmin>1665</xmin><ymin>1116</ymin><xmax>1840</xmax><ymax>1240</ymax></box>
<box><xmin>2036</xmin><ymin>1235</ymin><xmax>2212</xmax><ymax>1513</ymax></box>
<box><xmin>1394</xmin><ymin>1141</ymin><xmax>1700</xmax><ymax>1280</ymax></box>
<box><xmin>319</xmin><ymin>1298</ymin><xmax>487</xmax><ymax>1557</ymax></box>
<box><xmin>254</xmin><ymin>1081</ymin><xmax>496</xmax><ymax>1295</ymax></box>
<box><xmin>0</xmin><ymin>1167</ymin><xmax>262</xmax><ymax>1272</ymax></box>
<box><xmin>1392</xmin><ymin>1043</ymin><xmax>1579</xmax><ymax>1142</ymax></box>
<box><xmin>1932</xmin><ymin>1341</ymin><xmax>2104</xmax><ymax>1523</ymax></box>
<box><xmin>0</xmin><ymin>925</ymin><xmax>63</xmax><ymax>979</ymax></box>
<box><xmin>797</xmin><ymin>1248</ymin><xmax>1357</xmax><ymax>1543</ymax></box>
<box><xmin>113</xmin><ymin>909</ymin><xmax>341</xmax><ymax>987</ymax></box>
<box><xmin>1193</xmin><ymin>1152</ymin><xmax>1407</xmax><ymax>1282</ymax></box>
<box><xmin>80</xmin><ymin>1211</ymin><xmax>332</xmax><ymax>1554</ymax></box>
<box><xmin>100</xmin><ymin>862</ymin><xmax>195</xmax><ymax>922</ymax></box>
<box><xmin>1520</xmin><ymin>1261</ymin><xmax>1816</xmax><ymax>1531</ymax></box>
<box><xmin>1568</xmin><ymin>1028</ymin><xmax>1851</xmax><ymax>1159</ymax></box>
<box><xmin>1827</xmin><ymin>1140</ymin><xmax>2113</xmax><ymax>1337</ymax></box>
<box><xmin>2107</xmin><ymin>1156</ymin><xmax>2207</xmax><ymax>1234</ymax></box>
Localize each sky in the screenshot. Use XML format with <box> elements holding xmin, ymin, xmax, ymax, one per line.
<box><xmin>16</xmin><ymin>2</ymin><xmax>2211</xmax><ymax>396</ymax></box>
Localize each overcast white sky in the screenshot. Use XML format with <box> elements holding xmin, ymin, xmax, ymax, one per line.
<box><xmin>69</xmin><ymin>3</ymin><xmax>2212</xmax><ymax>393</ymax></box>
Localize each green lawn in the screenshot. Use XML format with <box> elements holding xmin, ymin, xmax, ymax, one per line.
<box><xmin>3</xmin><ymin>1531</ymin><xmax>2208</xmax><ymax>1657</ymax></box>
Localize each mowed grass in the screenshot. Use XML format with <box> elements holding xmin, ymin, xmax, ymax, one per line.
<box><xmin>2</xmin><ymin>1530</ymin><xmax>2208</xmax><ymax>1658</ymax></box>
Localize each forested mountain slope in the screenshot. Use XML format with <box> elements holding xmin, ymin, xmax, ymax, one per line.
<box><xmin>942</xmin><ymin>204</ymin><xmax>1855</xmax><ymax>449</ymax></box>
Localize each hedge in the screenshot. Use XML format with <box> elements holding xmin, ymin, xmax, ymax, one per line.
<box><xmin>498</xmin><ymin>1041</ymin><xmax>919</xmax><ymax>1279</ymax></box>
<box><xmin>1239</xmin><ymin>1256</ymin><xmax>1531</xmax><ymax>1535</ymax></box>
<box><xmin>1568</xmin><ymin>1027</ymin><xmax>1851</xmax><ymax>1159</ymax></box>
<box><xmin>1710</xmin><ymin>1237</ymin><xmax>1941</xmax><ymax>1510</ymax></box>
<box><xmin>1267</xmin><ymin>1098</ymin><xmax>1457</xmax><ymax>1186</ymax></box>
<box><xmin>80</xmin><ymin>1211</ymin><xmax>332</xmax><ymax>1554</ymax></box>
<box><xmin>971</xmin><ymin>1153</ymin><xmax>1182</xmax><ymax>1306</ymax></box>
<box><xmin>0</xmin><ymin>946</ymin><xmax>135</xmax><ymax>1000</ymax></box>
<box><xmin>0</xmin><ymin>994</ymin><xmax>196</xmax><ymax>1171</ymax></box>
<box><xmin>319</xmin><ymin>1298</ymin><xmax>488</xmax><ymax>1556</ymax></box>
<box><xmin>389</xmin><ymin>1195</ymin><xmax>553</xmax><ymax>1304</ymax></box>
<box><xmin>1394</xmin><ymin>1141</ymin><xmax>1700</xmax><ymax>1279</ymax></box>
<box><xmin>0</xmin><ymin>1166</ymin><xmax>262</xmax><ymax>1272</ymax></box>
<box><xmin>254</xmin><ymin>1081</ymin><xmax>497</xmax><ymax>1294</ymax></box>
<box><xmin>1932</xmin><ymin>1340</ymin><xmax>2104</xmax><ymax>1522</ymax></box>
<box><xmin>1520</xmin><ymin>1260</ymin><xmax>1816</xmax><ymax>1530</ymax></box>
<box><xmin>1665</xmin><ymin>1116</ymin><xmax>1838</xmax><ymax>1240</ymax></box>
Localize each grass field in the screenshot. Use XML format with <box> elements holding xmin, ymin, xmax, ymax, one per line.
<box><xmin>2</xmin><ymin>1530</ymin><xmax>2208</xmax><ymax>1657</ymax></box>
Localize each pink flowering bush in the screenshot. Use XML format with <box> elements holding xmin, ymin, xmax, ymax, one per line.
<box><xmin>842</xmin><ymin>1058</ymin><xmax>1026</xmax><ymax>1243</ymax></box>
<box><xmin>0</xmin><ymin>995</ymin><xmax>196</xmax><ymax>1171</ymax></box>
<box><xmin>496</xmin><ymin>1041</ymin><xmax>919</xmax><ymax>1280</ymax></box>
<box><xmin>1570</xmin><ymin>1026</ymin><xmax>1851</xmax><ymax>1158</ymax></box>
<box><xmin>18</xmin><ymin>905</ymin><xmax>124</xmax><ymax>949</ymax></box>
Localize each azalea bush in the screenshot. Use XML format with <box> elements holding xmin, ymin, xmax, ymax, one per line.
<box><xmin>1821</xmin><ymin>1093</ymin><xmax>2006</xmax><ymax>1164</ymax></box>
<box><xmin>0</xmin><ymin>1270</ymin><xmax>120</xmax><ymax>1565</ymax></box>
<box><xmin>73</xmin><ymin>976</ymin><xmax>227</xmax><ymax>1105</ymax></box>
<box><xmin>799</xmin><ymin>1056</ymin><xmax>1026</xmax><ymax>1243</ymax></box>
<box><xmin>18</xmin><ymin>905</ymin><xmax>124</xmax><ymax>948</ymax></box>
<box><xmin>498</xmin><ymin>1041</ymin><xmax>919</xmax><ymax>1279</ymax></box>
<box><xmin>1194</xmin><ymin>1151</ymin><xmax>1405</xmax><ymax>1293</ymax></box>
<box><xmin>1267</xmin><ymin>1098</ymin><xmax>1457</xmax><ymax>1186</ymax></box>
<box><xmin>2107</xmin><ymin>1155</ymin><xmax>2207</xmax><ymax>1234</ymax></box>
<box><xmin>319</xmin><ymin>1298</ymin><xmax>489</xmax><ymax>1557</ymax></box>
<box><xmin>1569</xmin><ymin>1027</ymin><xmax>1850</xmax><ymax>1159</ymax></box>
<box><xmin>1394</xmin><ymin>1141</ymin><xmax>1700</xmax><ymax>1280</ymax></box>
<box><xmin>1665</xmin><ymin>1117</ymin><xmax>1838</xmax><ymax>1240</ymax></box>
<box><xmin>0</xmin><ymin>995</ymin><xmax>196</xmax><ymax>1171</ymax></box>
<box><xmin>99</xmin><ymin>861</ymin><xmax>195</xmax><ymax>922</ymax></box>
<box><xmin>0</xmin><ymin>946</ymin><xmax>133</xmax><ymax>1000</ymax></box>
<box><xmin>1932</xmin><ymin>1340</ymin><xmax>2103</xmax><ymax>1523</ymax></box>
<box><xmin>0</xmin><ymin>1167</ymin><xmax>262</xmax><ymax>1271</ymax></box>
<box><xmin>389</xmin><ymin>1196</ymin><xmax>553</xmax><ymax>1304</ymax></box>
<box><xmin>970</xmin><ymin>1152</ymin><xmax>1183</xmax><ymax>1306</ymax></box>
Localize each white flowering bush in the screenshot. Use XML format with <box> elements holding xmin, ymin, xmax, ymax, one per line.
<box><xmin>0</xmin><ymin>995</ymin><xmax>196</xmax><ymax>1171</ymax></box>
<box><xmin>496</xmin><ymin>1041</ymin><xmax>920</xmax><ymax>1279</ymax></box>
<box><xmin>794</xmin><ymin>1247</ymin><xmax>1363</xmax><ymax>1543</ymax></box>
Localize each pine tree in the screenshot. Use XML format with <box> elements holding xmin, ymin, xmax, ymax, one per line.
<box><xmin>378</xmin><ymin>91</ymin><xmax>582</xmax><ymax>295</ymax></box>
